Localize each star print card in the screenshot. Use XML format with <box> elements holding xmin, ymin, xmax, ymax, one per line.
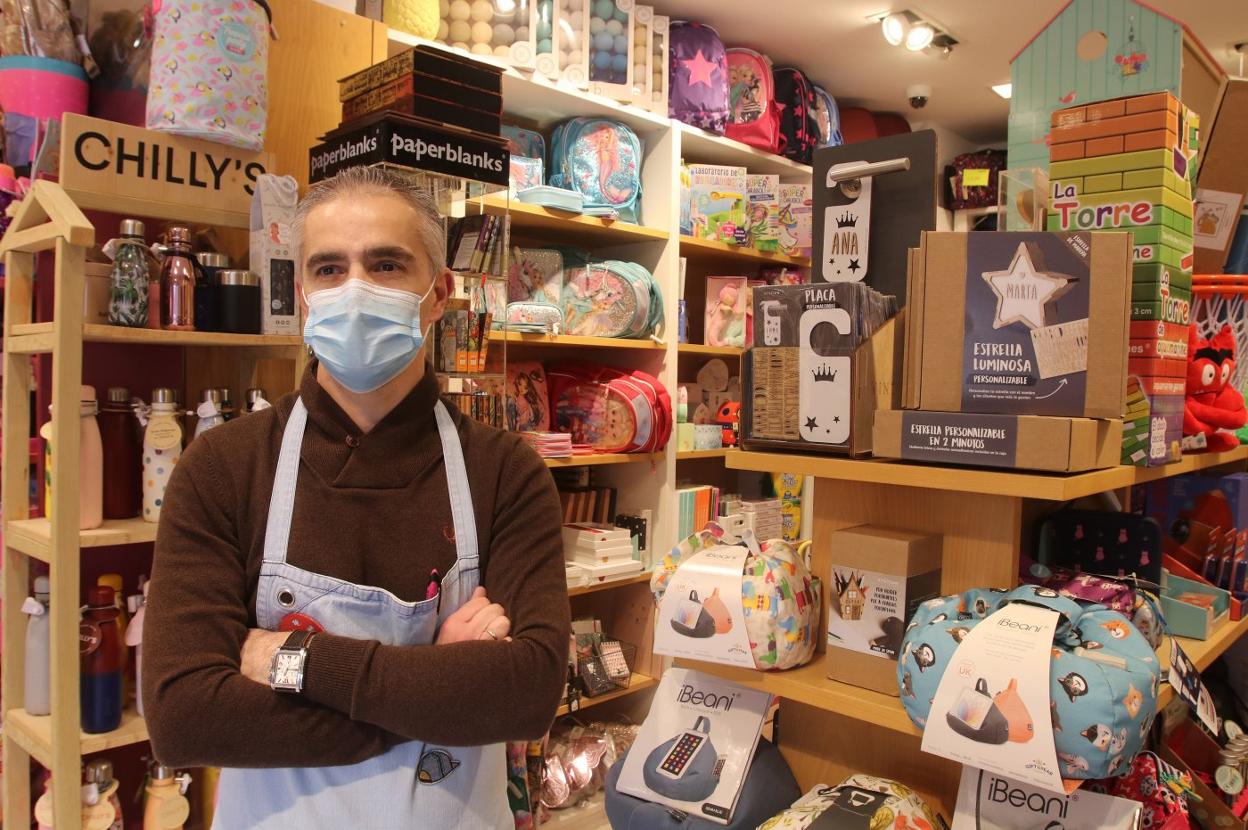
<box><xmin>909</xmin><ymin>232</ymin><xmax>1131</xmax><ymax>419</ymax></box>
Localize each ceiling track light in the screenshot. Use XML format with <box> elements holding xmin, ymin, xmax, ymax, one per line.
<box><xmin>882</xmin><ymin>12</ymin><xmax>908</xmax><ymax>46</ymax></box>
<box><xmin>905</xmin><ymin>23</ymin><xmax>935</xmax><ymax>51</ymax></box>
<box><xmin>877</xmin><ymin>9</ymin><xmax>955</xmax><ymax>56</ymax></box>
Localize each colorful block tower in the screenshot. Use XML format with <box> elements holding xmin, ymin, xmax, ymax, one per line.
<box><xmin>1046</xmin><ymin>90</ymin><xmax>1199</xmax><ymax>466</ymax></box>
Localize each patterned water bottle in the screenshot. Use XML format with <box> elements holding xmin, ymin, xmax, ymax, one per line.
<box><xmin>141</xmin><ymin>388</ymin><xmax>183</xmax><ymax>523</ymax></box>
<box><xmin>107</xmin><ymin>219</ymin><xmax>150</xmax><ymax>327</ymax></box>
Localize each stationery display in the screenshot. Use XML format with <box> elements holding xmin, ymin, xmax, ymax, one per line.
<box><xmin>615</xmin><ymin>668</ymin><xmax>771</xmax><ymax>824</ymax></box>
<box><xmin>443</xmin><ymin>390</ymin><xmax>502</xmax><ymax>427</ymax></box>
<box><xmin>563</xmin><ymin>523</ymin><xmax>644</xmax><ymax>582</ymax></box>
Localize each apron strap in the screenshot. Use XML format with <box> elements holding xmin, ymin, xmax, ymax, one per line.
<box><xmin>261</xmin><ymin>397</ymin><xmax>308</xmax><ymax>565</ymax></box>
<box><xmin>434</xmin><ymin>400</ymin><xmax>478</xmax><ymax>566</ymax></box>
<box><xmin>263</xmin><ymin>397</ymin><xmax>478</xmax><ymax>567</ymax></box>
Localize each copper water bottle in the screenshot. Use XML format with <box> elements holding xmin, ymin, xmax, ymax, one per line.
<box><xmin>160</xmin><ymin>226</ymin><xmax>196</xmax><ymax>331</ymax></box>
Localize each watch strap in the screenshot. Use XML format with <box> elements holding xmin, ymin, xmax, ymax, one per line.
<box><xmin>281</xmin><ymin>629</ymin><xmax>314</xmax><ymax>652</ymax></box>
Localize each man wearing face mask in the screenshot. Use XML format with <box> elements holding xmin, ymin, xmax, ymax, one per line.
<box><xmin>143</xmin><ymin>166</ymin><xmax>571</xmax><ymax>829</ymax></box>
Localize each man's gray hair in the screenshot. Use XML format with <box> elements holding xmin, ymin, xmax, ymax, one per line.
<box><xmin>293</xmin><ymin>166</ymin><xmax>447</xmax><ymax>276</ymax></box>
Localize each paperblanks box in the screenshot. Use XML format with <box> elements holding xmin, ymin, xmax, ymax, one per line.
<box><xmin>907</xmin><ymin>231</ymin><xmax>1131</xmax><ymax>419</ymax></box>
<box><xmin>873</xmin><ymin>409</ymin><xmax>1123</xmax><ymax>473</ymax></box>
<box><xmin>827</xmin><ymin>525</ymin><xmax>942</xmax><ymax>696</ymax></box>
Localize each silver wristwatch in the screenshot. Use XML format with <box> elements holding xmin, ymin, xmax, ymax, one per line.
<box><xmin>269</xmin><ymin>629</ymin><xmax>314</xmax><ymax>693</ymax></box>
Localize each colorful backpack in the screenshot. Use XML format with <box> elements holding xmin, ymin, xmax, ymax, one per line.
<box><xmin>561</xmin><ymin>258</ymin><xmax>663</xmax><ymax>339</ymax></box>
<box><xmin>811</xmin><ymin>86</ymin><xmax>844</xmax><ymax>148</ymax></box>
<box><xmin>758</xmin><ymin>775</ymin><xmax>943</xmax><ymax>830</ymax></box>
<box><xmin>725</xmin><ymin>48</ymin><xmax>781</xmax><ymax>154</ymax></box>
<box><xmin>549</xmin><ymin>118</ymin><xmax>643</xmax><ymax>223</ymax></box>
<box><xmin>898</xmin><ymin>584</ymin><xmax>1162</xmax><ymax>781</ymax></box>
<box><xmin>508</xmin><ymin>248</ymin><xmax>563</xmax><ymax>305</ymax></box>
<box><xmin>668</xmin><ymin>21</ymin><xmax>729</xmax><ymax>134</ymax></box>
<box><xmin>146</xmin><ymin>0</ymin><xmax>271</xmax><ymax>151</ymax></box>
<box><xmin>772</xmin><ymin>67</ymin><xmax>818</xmax><ymax>165</ymax></box>
<box><xmin>501</xmin><ymin>125</ymin><xmax>545</xmax><ymax>162</ymax></box>
<box><xmin>505</xmin><ymin>361</ymin><xmax>550</xmax><ymax>433</ymax></box>
<box><xmin>546</xmin><ymin>362</ymin><xmax>671</xmax><ymax>453</ymax></box>
<box><xmin>652</xmin><ymin>525</ymin><xmax>820</xmax><ymax>671</ymax></box>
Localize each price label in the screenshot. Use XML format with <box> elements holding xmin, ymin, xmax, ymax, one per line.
<box><xmin>146</xmin><ymin>420</ymin><xmax>183</xmax><ymax>451</ymax></box>
<box><xmin>963</xmin><ymin>168</ymin><xmax>990</xmax><ymax>187</ymax></box>
<box><xmin>79</xmin><ymin>621</ymin><xmax>102</xmax><ymax>656</ymax></box>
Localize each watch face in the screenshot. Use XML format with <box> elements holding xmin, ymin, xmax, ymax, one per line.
<box><xmin>274</xmin><ymin>652</ymin><xmax>302</xmax><ymax>688</ymax></box>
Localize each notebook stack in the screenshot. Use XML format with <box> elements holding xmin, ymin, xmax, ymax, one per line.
<box><xmin>563</xmin><ymin>523</ymin><xmax>644</xmax><ymax>584</ymax></box>
<box><xmin>310</xmin><ymin>45</ymin><xmax>508</xmax><ymax>185</ymax></box>
<box><xmin>521</xmin><ymin>432</ymin><xmax>573</xmax><ymax>458</ymax></box>
<box><xmin>676</xmin><ymin>484</ymin><xmax>721</xmax><ymax>540</ymax></box>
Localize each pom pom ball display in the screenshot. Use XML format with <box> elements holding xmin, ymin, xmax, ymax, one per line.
<box><xmin>493</xmin><ymin>22</ymin><xmax>515</xmax><ymax>44</ymax></box>
<box><xmin>469</xmin><ymin>0</ymin><xmax>494</xmax><ymax>22</ymax></box>
<box><xmin>471</xmin><ymin>42</ymin><xmax>493</xmax><ymax>55</ymax></box>
<box><xmin>536</xmin><ymin>16</ymin><xmax>552</xmax><ymax>39</ymax></box>
<box><xmin>613</xmin><ymin>34</ymin><xmax>627</xmax><ymax>53</ymax></box>
<box><xmin>449</xmin><ymin>0</ymin><xmax>471</xmax><ymax>20</ymax></box>
<box><xmin>437</xmin><ymin>19</ymin><xmax>450</xmax><ymax>39</ymax></box>
<box><xmin>593</xmin><ymin>50</ymin><xmax>611</xmax><ymax>69</ymax></box>
<box><xmin>586</xmin><ymin>0</ymin><xmax>630</xmax><ymax>84</ymax></box>
<box><xmin>440</xmin><ymin>0</ymin><xmax>451</xmax><ymax>13</ymax></box>
<box><xmin>493</xmin><ymin>45</ymin><xmax>511</xmax><ymax>58</ymax></box>
<box><xmin>471</xmin><ymin>20</ymin><xmax>493</xmax><ymax>43</ymax></box>
<box><xmin>448</xmin><ymin>19</ymin><xmax>472</xmax><ymax>42</ymax></box>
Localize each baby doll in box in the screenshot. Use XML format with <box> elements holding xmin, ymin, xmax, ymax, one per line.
<box><xmin>1185</xmin><ymin>325</ymin><xmax>1247</xmax><ymax>452</ymax></box>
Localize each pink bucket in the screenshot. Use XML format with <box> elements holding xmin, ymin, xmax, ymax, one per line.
<box><xmin>0</xmin><ymin>56</ymin><xmax>89</xmax><ymax>119</ymax></box>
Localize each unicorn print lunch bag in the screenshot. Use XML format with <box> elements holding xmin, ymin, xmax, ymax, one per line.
<box><xmin>897</xmin><ymin>585</ymin><xmax>1162</xmax><ymax>780</ymax></box>
<box><xmin>146</xmin><ymin>0</ymin><xmax>271</xmax><ymax>151</ymax></box>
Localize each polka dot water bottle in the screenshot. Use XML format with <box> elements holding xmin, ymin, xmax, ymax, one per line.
<box><xmin>142</xmin><ymin>388</ymin><xmax>183</xmax><ymax>524</ymax></box>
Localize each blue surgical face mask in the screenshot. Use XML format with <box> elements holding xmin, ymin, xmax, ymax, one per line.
<box><xmin>303</xmin><ymin>278</ymin><xmax>436</xmax><ymax>394</ymax></box>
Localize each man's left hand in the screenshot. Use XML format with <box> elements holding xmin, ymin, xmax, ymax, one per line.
<box><xmin>241</xmin><ymin>629</ymin><xmax>289</xmax><ymax>685</ymax></box>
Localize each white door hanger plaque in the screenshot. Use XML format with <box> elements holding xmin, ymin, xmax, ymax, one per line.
<box><xmin>655</xmin><ymin>544</ymin><xmax>755</xmax><ymax>668</ymax></box>
<box><xmin>799</xmin><ymin>307</ymin><xmax>852</xmax><ymax>445</ymax></box>
<box><xmin>822</xmin><ymin>161</ymin><xmax>872</xmax><ymax>282</ymax></box>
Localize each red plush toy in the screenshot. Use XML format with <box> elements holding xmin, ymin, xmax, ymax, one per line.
<box><xmin>1184</xmin><ymin>324</ymin><xmax>1247</xmax><ymax>452</ymax></box>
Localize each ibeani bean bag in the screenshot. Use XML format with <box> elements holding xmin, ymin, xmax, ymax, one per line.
<box><xmin>897</xmin><ymin>585</ymin><xmax>1161</xmax><ymax>780</ymax></box>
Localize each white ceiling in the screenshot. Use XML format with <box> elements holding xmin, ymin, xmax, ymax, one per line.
<box><xmin>656</xmin><ymin>0</ymin><xmax>1248</xmax><ymax>145</ymax></box>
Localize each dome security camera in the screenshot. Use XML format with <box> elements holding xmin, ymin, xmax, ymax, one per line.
<box><xmin>907</xmin><ymin>84</ymin><xmax>932</xmax><ymax>109</ymax></box>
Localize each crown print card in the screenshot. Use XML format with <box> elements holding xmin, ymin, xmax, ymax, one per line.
<box><xmin>821</xmin><ymin>161</ymin><xmax>872</xmax><ymax>282</ymax></box>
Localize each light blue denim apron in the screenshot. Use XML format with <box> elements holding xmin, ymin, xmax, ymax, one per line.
<box><xmin>212</xmin><ymin>398</ymin><xmax>510</xmax><ymax>829</ymax></box>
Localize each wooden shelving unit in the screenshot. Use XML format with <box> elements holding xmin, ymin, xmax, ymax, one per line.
<box><xmin>545</xmin><ymin>453</ymin><xmax>663</xmax><ymax>468</ymax></box>
<box><xmin>676</xmin><ymin>449</ymin><xmax>737</xmax><ymax>461</ymax></box>
<box><xmin>567</xmin><ymin>572</ymin><xmax>651</xmax><ymax>597</ymax></box>
<box><xmin>679</xmin><ymin>235</ymin><xmax>812</xmax><ymax>268</ymax></box>
<box><xmin>676</xmin><ymin>343</ymin><xmax>743</xmax><ymax>358</ymax></box>
<box><xmin>490</xmin><ymin>330</ymin><xmax>666</xmax><ymax>351</ymax></box>
<box><xmin>554</xmin><ymin>671</ymin><xmax>658</xmax><ymax>717</ymax></box>
<box><xmin>468</xmin><ymin>196</ymin><xmax>670</xmax><ymax>246</ymax></box>
<box><xmin>1</xmin><ymin>181</ymin><xmax>307</xmax><ymax>830</ymax></box>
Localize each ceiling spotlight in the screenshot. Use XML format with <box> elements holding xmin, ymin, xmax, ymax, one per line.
<box><xmin>905</xmin><ymin>23</ymin><xmax>935</xmax><ymax>51</ymax></box>
<box><xmin>991</xmin><ymin>82</ymin><xmax>1012</xmax><ymax>99</ymax></box>
<box><xmin>882</xmin><ymin>13</ymin><xmax>908</xmax><ymax>46</ymax></box>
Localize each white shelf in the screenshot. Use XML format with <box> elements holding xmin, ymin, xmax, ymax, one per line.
<box><xmin>676</xmin><ymin>123</ymin><xmax>814</xmax><ymax>180</ymax></box>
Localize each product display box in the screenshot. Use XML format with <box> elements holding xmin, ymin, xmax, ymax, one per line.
<box><xmin>873</xmin><ymin>409</ymin><xmax>1123</xmax><ymax>473</ymax></box>
<box><xmin>1122</xmin><ymin>371</ymin><xmax>1185</xmax><ymax>467</ymax></box>
<box><xmin>745</xmin><ymin>283</ymin><xmax>902</xmax><ymax>457</ymax></box>
<box><xmin>904</xmin><ymin>231</ymin><xmax>1132</xmax><ymax>419</ymax></box>
<box><xmin>826</xmin><ymin>525</ymin><xmax>942</xmax><ymax>697</ymax></box>
<box><xmin>308</xmin><ymin>111</ymin><xmax>509</xmax><ymax>187</ymax></box>
<box><xmin>338</xmin><ymin>45</ymin><xmax>503</xmax><ymax>102</ymax></box>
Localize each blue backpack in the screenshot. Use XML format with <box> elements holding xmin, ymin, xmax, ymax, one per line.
<box><xmin>549</xmin><ymin>117</ymin><xmax>643</xmax><ymax>223</ymax></box>
<box><xmin>812</xmin><ymin>85</ymin><xmax>844</xmax><ymax>148</ymax></box>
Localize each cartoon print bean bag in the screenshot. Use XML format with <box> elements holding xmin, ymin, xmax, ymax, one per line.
<box><xmin>897</xmin><ymin>585</ymin><xmax>1161</xmax><ymax>780</ymax></box>
<box><xmin>757</xmin><ymin>774</ymin><xmax>942</xmax><ymax>830</ymax></box>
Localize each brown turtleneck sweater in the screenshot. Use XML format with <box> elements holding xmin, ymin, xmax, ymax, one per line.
<box><xmin>143</xmin><ymin>365</ymin><xmax>570</xmax><ymax>769</ymax></box>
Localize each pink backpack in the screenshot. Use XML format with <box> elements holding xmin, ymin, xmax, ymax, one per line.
<box><xmin>546</xmin><ymin>363</ymin><xmax>671</xmax><ymax>453</ymax></box>
<box><xmin>725</xmin><ymin>48</ymin><xmax>781</xmax><ymax>154</ymax></box>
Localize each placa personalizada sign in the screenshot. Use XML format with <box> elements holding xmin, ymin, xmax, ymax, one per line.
<box><xmin>59</xmin><ymin>114</ymin><xmax>273</xmax><ymax>217</ymax></box>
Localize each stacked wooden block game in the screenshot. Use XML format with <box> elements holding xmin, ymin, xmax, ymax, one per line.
<box><xmin>1047</xmin><ymin>91</ymin><xmax>1200</xmax><ymax>466</ymax></box>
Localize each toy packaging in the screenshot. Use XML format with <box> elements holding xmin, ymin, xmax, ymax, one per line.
<box><xmin>953</xmin><ymin>768</ymin><xmax>1145</xmax><ymax>830</ymax></box>
<box><xmin>249</xmin><ymin>174</ymin><xmax>300</xmax><ymax>336</ymax></box>
<box><xmin>703</xmin><ymin>276</ymin><xmax>750</xmax><ymax>349</ymax></box>
<box><xmin>826</xmin><ymin>525</ymin><xmax>941</xmax><ymax>697</ymax></box>
<box><xmin>777</xmin><ymin>183</ymin><xmax>812</xmax><ymax>258</ymax></box>
<box><xmin>905</xmin><ymin>231</ymin><xmax>1132</xmax><ymax>419</ymax></box>
<box><xmin>747</xmin><ymin>282</ymin><xmax>899</xmax><ymax>455</ymax></box>
<box><xmin>616</xmin><ymin>668</ymin><xmax>770</xmax><ymax>824</ymax></box>
<box><xmin>745</xmin><ymin>174</ymin><xmax>780</xmax><ymax>252</ymax></box>
<box><xmin>688</xmin><ymin>164</ymin><xmax>747</xmax><ymax>244</ymax></box>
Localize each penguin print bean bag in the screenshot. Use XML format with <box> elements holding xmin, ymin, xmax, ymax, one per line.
<box><xmin>897</xmin><ymin>585</ymin><xmax>1162</xmax><ymax>780</ymax></box>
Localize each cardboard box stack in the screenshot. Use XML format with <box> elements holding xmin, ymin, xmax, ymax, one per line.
<box><xmin>880</xmin><ymin>231</ymin><xmax>1131</xmax><ymax>473</ymax></box>
<box><xmin>562</xmin><ymin>523</ymin><xmax>644</xmax><ymax>586</ymax></box>
<box><xmin>1047</xmin><ymin>91</ymin><xmax>1200</xmax><ymax>466</ymax></box>
<box><xmin>309</xmin><ymin>45</ymin><xmax>509</xmax><ymax>186</ymax></box>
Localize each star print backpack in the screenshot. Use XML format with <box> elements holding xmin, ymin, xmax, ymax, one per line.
<box><xmin>725</xmin><ymin>48</ymin><xmax>781</xmax><ymax>154</ymax></box>
<box><xmin>897</xmin><ymin>584</ymin><xmax>1162</xmax><ymax>781</ymax></box>
<box><xmin>668</xmin><ymin>21</ymin><xmax>730</xmax><ymax>134</ymax></box>
<box><xmin>146</xmin><ymin>0</ymin><xmax>273</xmax><ymax>151</ymax></box>
<box><xmin>549</xmin><ymin>118</ymin><xmax>643</xmax><ymax>223</ymax></box>
<box><xmin>772</xmin><ymin>66</ymin><xmax>818</xmax><ymax>165</ymax></box>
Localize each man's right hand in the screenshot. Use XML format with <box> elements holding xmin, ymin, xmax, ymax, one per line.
<box><xmin>435</xmin><ymin>586</ymin><xmax>512</xmax><ymax>644</ymax></box>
